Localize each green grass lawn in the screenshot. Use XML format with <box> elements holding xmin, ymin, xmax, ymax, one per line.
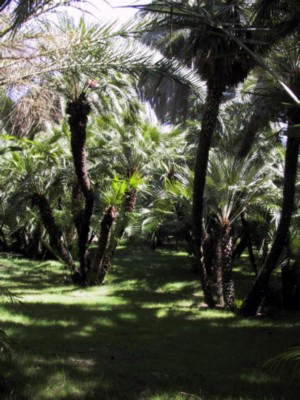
<box><xmin>0</xmin><ymin>241</ymin><xmax>299</xmax><ymax>400</ymax></box>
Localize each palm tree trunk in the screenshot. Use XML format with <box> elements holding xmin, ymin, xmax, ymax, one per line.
<box><xmin>66</xmin><ymin>93</ymin><xmax>94</xmax><ymax>284</ymax></box>
<box><xmin>71</xmin><ymin>181</ymin><xmax>85</xmax><ymax>238</ymax></box>
<box><xmin>106</xmin><ymin>187</ymin><xmax>137</xmax><ymax>262</ymax></box>
<box><xmin>31</xmin><ymin>193</ymin><xmax>80</xmax><ymax>281</ymax></box>
<box><xmin>0</xmin><ymin>226</ymin><xmax>9</xmax><ymax>252</ymax></box>
<box><xmin>89</xmin><ymin>206</ymin><xmax>117</xmax><ymax>285</ymax></box>
<box><xmin>236</xmin><ymin>96</ymin><xmax>269</xmax><ymax>160</ymax></box>
<box><xmin>221</xmin><ymin>222</ymin><xmax>235</xmax><ymax>310</ymax></box>
<box><xmin>193</xmin><ymin>85</ymin><xmax>223</xmax><ymax>308</ymax></box>
<box><xmin>215</xmin><ymin>236</ymin><xmax>225</xmax><ymax>308</ymax></box>
<box><xmin>240</xmin><ymin>211</ymin><xmax>258</xmax><ymax>275</ymax></box>
<box><xmin>241</xmin><ymin>136</ymin><xmax>299</xmax><ymax>316</ymax></box>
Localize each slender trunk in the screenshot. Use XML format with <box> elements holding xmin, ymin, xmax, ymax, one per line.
<box><xmin>107</xmin><ymin>187</ymin><xmax>137</xmax><ymax>261</ymax></box>
<box><xmin>221</xmin><ymin>222</ymin><xmax>235</xmax><ymax>310</ymax></box>
<box><xmin>89</xmin><ymin>206</ymin><xmax>117</xmax><ymax>285</ymax></box>
<box><xmin>27</xmin><ymin>223</ymin><xmax>43</xmax><ymax>259</ymax></box>
<box><xmin>66</xmin><ymin>93</ymin><xmax>94</xmax><ymax>284</ymax></box>
<box><xmin>31</xmin><ymin>193</ymin><xmax>80</xmax><ymax>282</ymax></box>
<box><xmin>241</xmin><ymin>136</ymin><xmax>299</xmax><ymax>316</ymax></box>
<box><xmin>193</xmin><ymin>85</ymin><xmax>223</xmax><ymax>307</ymax></box>
<box><xmin>215</xmin><ymin>236</ymin><xmax>225</xmax><ymax>308</ymax></box>
<box><xmin>202</xmin><ymin>230</ymin><xmax>214</xmax><ymax>275</ymax></box>
<box><xmin>240</xmin><ymin>211</ymin><xmax>258</xmax><ymax>275</ymax></box>
<box><xmin>237</xmin><ymin>98</ymin><xmax>269</xmax><ymax>160</ymax></box>
<box><xmin>71</xmin><ymin>182</ymin><xmax>85</xmax><ymax>240</ymax></box>
<box><xmin>0</xmin><ymin>226</ymin><xmax>9</xmax><ymax>252</ymax></box>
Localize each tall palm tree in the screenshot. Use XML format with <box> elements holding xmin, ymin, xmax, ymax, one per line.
<box><xmin>241</xmin><ymin>40</ymin><xmax>300</xmax><ymax>315</ymax></box>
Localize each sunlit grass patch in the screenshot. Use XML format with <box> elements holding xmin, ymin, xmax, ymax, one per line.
<box><xmin>0</xmin><ymin>242</ymin><xmax>299</xmax><ymax>399</ymax></box>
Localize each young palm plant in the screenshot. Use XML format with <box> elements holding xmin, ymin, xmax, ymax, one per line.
<box><xmin>205</xmin><ymin>150</ymin><xmax>277</xmax><ymax>310</ymax></box>
<box><xmin>0</xmin><ymin>130</ymin><xmax>80</xmax><ymax>278</ymax></box>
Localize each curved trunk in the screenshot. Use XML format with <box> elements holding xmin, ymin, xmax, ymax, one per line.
<box><xmin>89</xmin><ymin>206</ymin><xmax>117</xmax><ymax>285</ymax></box>
<box><xmin>192</xmin><ymin>85</ymin><xmax>223</xmax><ymax>308</ymax></box>
<box><xmin>31</xmin><ymin>193</ymin><xmax>80</xmax><ymax>281</ymax></box>
<box><xmin>66</xmin><ymin>93</ymin><xmax>94</xmax><ymax>284</ymax></box>
<box><xmin>242</xmin><ymin>136</ymin><xmax>299</xmax><ymax>316</ymax></box>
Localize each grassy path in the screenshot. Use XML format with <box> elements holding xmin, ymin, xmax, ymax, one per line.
<box><xmin>0</xmin><ymin>242</ymin><xmax>299</xmax><ymax>399</ymax></box>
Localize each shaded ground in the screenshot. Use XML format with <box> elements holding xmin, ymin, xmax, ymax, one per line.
<box><xmin>0</xmin><ymin>241</ymin><xmax>299</xmax><ymax>399</ymax></box>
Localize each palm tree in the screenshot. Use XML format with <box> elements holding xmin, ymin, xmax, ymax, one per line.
<box><xmin>205</xmin><ymin>148</ymin><xmax>279</xmax><ymax>309</ymax></box>
<box><xmin>241</xmin><ymin>38</ymin><xmax>300</xmax><ymax>316</ymax></box>
<box><xmin>0</xmin><ymin>129</ymin><xmax>81</xmax><ymax>276</ymax></box>
<box><xmin>135</xmin><ymin>0</ymin><xmax>300</xmax><ymax>307</ymax></box>
<box><xmin>87</xmin><ymin>104</ymin><xmax>188</xmax><ymax>283</ymax></box>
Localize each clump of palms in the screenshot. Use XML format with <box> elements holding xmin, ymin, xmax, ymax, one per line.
<box><xmin>136</xmin><ymin>0</ymin><xmax>300</xmax><ymax>308</ymax></box>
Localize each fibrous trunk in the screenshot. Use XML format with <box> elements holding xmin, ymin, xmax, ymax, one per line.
<box><xmin>240</xmin><ymin>211</ymin><xmax>258</xmax><ymax>275</ymax></box>
<box><xmin>242</xmin><ymin>136</ymin><xmax>299</xmax><ymax>316</ymax></box>
<box><xmin>89</xmin><ymin>206</ymin><xmax>117</xmax><ymax>285</ymax></box>
<box><xmin>107</xmin><ymin>187</ymin><xmax>137</xmax><ymax>260</ymax></box>
<box><xmin>192</xmin><ymin>85</ymin><xmax>223</xmax><ymax>308</ymax></box>
<box><xmin>66</xmin><ymin>93</ymin><xmax>94</xmax><ymax>284</ymax></box>
<box><xmin>214</xmin><ymin>236</ymin><xmax>225</xmax><ymax>308</ymax></box>
<box><xmin>215</xmin><ymin>221</ymin><xmax>235</xmax><ymax>310</ymax></box>
<box><xmin>31</xmin><ymin>193</ymin><xmax>80</xmax><ymax>281</ymax></box>
<box><xmin>221</xmin><ymin>222</ymin><xmax>235</xmax><ymax>310</ymax></box>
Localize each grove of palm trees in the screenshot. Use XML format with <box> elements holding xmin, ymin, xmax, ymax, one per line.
<box><xmin>0</xmin><ymin>1</ymin><xmax>299</xmax><ymax>399</ymax></box>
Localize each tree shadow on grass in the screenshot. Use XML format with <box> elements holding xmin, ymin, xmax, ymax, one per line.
<box><xmin>0</xmin><ymin>244</ymin><xmax>300</xmax><ymax>399</ymax></box>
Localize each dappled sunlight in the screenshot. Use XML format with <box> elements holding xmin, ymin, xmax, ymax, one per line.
<box><xmin>0</xmin><ymin>244</ymin><xmax>299</xmax><ymax>399</ymax></box>
<box><xmin>240</xmin><ymin>371</ymin><xmax>282</xmax><ymax>385</ymax></box>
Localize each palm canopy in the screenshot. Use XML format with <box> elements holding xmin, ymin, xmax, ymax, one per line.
<box><xmin>136</xmin><ymin>0</ymin><xmax>255</xmax><ymax>90</ymax></box>
<box><xmin>0</xmin><ymin>16</ymin><xmax>206</xmax><ymax>101</ymax></box>
<box><xmin>135</xmin><ymin>0</ymin><xmax>300</xmax><ymax>100</ymax></box>
<box><xmin>0</xmin><ymin>0</ymin><xmax>84</xmax><ymax>35</ymax></box>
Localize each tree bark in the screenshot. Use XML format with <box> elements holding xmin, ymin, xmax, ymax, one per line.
<box><xmin>107</xmin><ymin>187</ymin><xmax>137</xmax><ymax>260</ymax></box>
<box><xmin>0</xmin><ymin>226</ymin><xmax>9</xmax><ymax>252</ymax></box>
<box><xmin>89</xmin><ymin>206</ymin><xmax>117</xmax><ymax>285</ymax></box>
<box><xmin>66</xmin><ymin>93</ymin><xmax>94</xmax><ymax>284</ymax></box>
<box><xmin>240</xmin><ymin>211</ymin><xmax>258</xmax><ymax>275</ymax></box>
<box><xmin>241</xmin><ymin>136</ymin><xmax>299</xmax><ymax>316</ymax></box>
<box><xmin>31</xmin><ymin>193</ymin><xmax>80</xmax><ymax>282</ymax></box>
<box><xmin>192</xmin><ymin>85</ymin><xmax>223</xmax><ymax>308</ymax></box>
<box><xmin>215</xmin><ymin>236</ymin><xmax>225</xmax><ymax>308</ymax></box>
<box><xmin>221</xmin><ymin>222</ymin><xmax>235</xmax><ymax>310</ymax></box>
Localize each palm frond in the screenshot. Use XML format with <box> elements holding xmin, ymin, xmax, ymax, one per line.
<box><xmin>263</xmin><ymin>347</ymin><xmax>300</xmax><ymax>379</ymax></box>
